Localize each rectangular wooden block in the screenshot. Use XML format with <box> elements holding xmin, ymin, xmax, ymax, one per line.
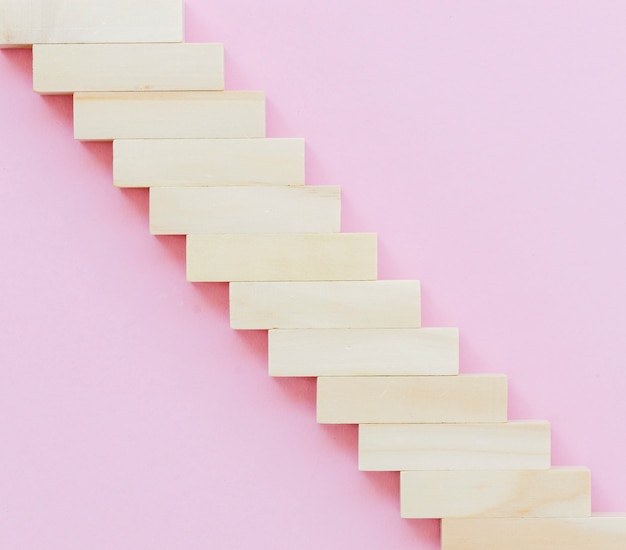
<box><xmin>33</xmin><ymin>43</ymin><xmax>223</xmax><ymax>94</ymax></box>
<box><xmin>74</xmin><ymin>91</ymin><xmax>265</xmax><ymax>141</ymax></box>
<box><xmin>230</xmin><ymin>281</ymin><xmax>421</xmax><ymax>330</ymax></box>
<box><xmin>441</xmin><ymin>516</ymin><xmax>626</xmax><ymax>550</ymax></box>
<box><xmin>187</xmin><ymin>233</ymin><xmax>377</xmax><ymax>282</ymax></box>
<box><xmin>359</xmin><ymin>421</ymin><xmax>550</xmax><ymax>471</ymax></box>
<box><xmin>317</xmin><ymin>375</ymin><xmax>507</xmax><ymax>424</ymax></box>
<box><xmin>401</xmin><ymin>468</ymin><xmax>591</xmax><ymax>519</ymax></box>
<box><xmin>269</xmin><ymin>328</ymin><xmax>459</xmax><ymax>376</ymax></box>
<box><xmin>0</xmin><ymin>0</ymin><xmax>183</xmax><ymax>47</ymax></box>
<box><xmin>113</xmin><ymin>138</ymin><xmax>305</xmax><ymax>188</ymax></box>
<box><xmin>150</xmin><ymin>186</ymin><xmax>340</xmax><ymax>235</ymax></box>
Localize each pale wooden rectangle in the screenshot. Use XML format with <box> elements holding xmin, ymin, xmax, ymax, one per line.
<box><xmin>230</xmin><ymin>281</ymin><xmax>421</xmax><ymax>330</ymax></box>
<box><xmin>359</xmin><ymin>421</ymin><xmax>550</xmax><ymax>471</ymax></box>
<box><xmin>150</xmin><ymin>186</ymin><xmax>340</xmax><ymax>235</ymax></box>
<box><xmin>317</xmin><ymin>375</ymin><xmax>507</xmax><ymax>424</ymax></box>
<box><xmin>187</xmin><ymin>233</ymin><xmax>377</xmax><ymax>282</ymax></box>
<box><xmin>74</xmin><ymin>91</ymin><xmax>265</xmax><ymax>141</ymax></box>
<box><xmin>441</xmin><ymin>516</ymin><xmax>626</xmax><ymax>550</ymax></box>
<box><xmin>33</xmin><ymin>44</ymin><xmax>223</xmax><ymax>94</ymax></box>
<box><xmin>268</xmin><ymin>328</ymin><xmax>459</xmax><ymax>376</ymax></box>
<box><xmin>0</xmin><ymin>0</ymin><xmax>183</xmax><ymax>47</ymax></box>
<box><xmin>113</xmin><ymin>138</ymin><xmax>305</xmax><ymax>188</ymax></box>
<box><xmin>401</xmin><ymin>467</ymin><xmax>591</xmax><ymax>519</ymax></box>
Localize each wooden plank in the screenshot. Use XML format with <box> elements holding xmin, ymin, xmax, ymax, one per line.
<box><xmin>187</xmin><ymin>233</ymin><xmax>377</xmax><ymax>282</ymax></box>
<box><xmin>401</xmin><ymin>468</ymin><xmax>591</xmax><ymax>519</ymax></box>
<box><xmin>113</xmin><ymin>138</ymin><xmax>305</xmax><ymax>188</ymax></box>
<box><xmin>230</xmin><ymin>281</ymin><xmax>421</xmax><ymax>330</ymax></box>
<box><xmin>317</xmin><ymin>375</ymin><xmax>507</xmax><ymax>424</ymax></box>
<box><xmin>33</xmin><ymin>43</ymin><xmax>223</xmax><ymax>94</ymax></box>
<box><xmin>441</xmin><ymin>516</ymin><xmax>626</xmax><ymax>550</ymax></box>
<box><xmin>358</xmin><ymin>421</ymin><xmax>550</xmax><ymax>471</ymax></box>
<box><xmin>74</xmin><ymin>91</ymin><xmax>265</xmax><ymax>141</ymax></box>
<box><xmin>150</xmin><ymin>186</ymin><xmax>340</xmax><ymax>235</ymax></box>
<box><xmin>0</xmin><ymin>0</ymin><xmax>183</xmax><ymax>47</ymax></box>
<box><xmin>268</xmin><ymin>328</ymin><xmax>459</xmax><ymax>376</ymax></box>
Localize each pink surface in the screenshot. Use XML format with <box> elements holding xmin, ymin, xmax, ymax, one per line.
<box><xmin>1</xmin><ymin>2</ymin><xmax>625</xmax><ymax>548</ymax></box>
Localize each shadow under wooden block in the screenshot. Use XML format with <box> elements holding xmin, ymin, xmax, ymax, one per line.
<box><xmin>401</xmin><ymin>468</ymin><xmax>591</xmax><ymax>519</ymax></box>
<box><xmin>74</xmin><ymin>91</ymin><xmax>265</xmax><ymax>141</ymax></box>
<box><xmin>230</xmin><ymin>281</ymin><xmax>421</xmax><ymax>330</ymax></box>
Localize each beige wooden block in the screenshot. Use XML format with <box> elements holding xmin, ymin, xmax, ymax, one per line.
<box><xmin>33</xmin><ymin>44</ymin><xmax>223</xmax><ymax>94</ymax></box>
<box><xmin>359</xmin><ymin>421</ymin><xmax>550</xmax><ymax>471</ymax></box>
<box><xmin>269</xmin><ymin>328</ymin><xmax>459</xmax><ymax>376</ymax></box>
<box><xmin>0</xmin><ymin>0</ymin><xmax>183</xmax><ymax>47</ymax></box>
<box><xmin>317</xmin><ymin>375</ymin><xmax>507</xmax><ymax>424</ymax></box>
<box><xmin>187</xmin><ymin>233</ymin><xmax>377</xmax><ymax>282</ymax></box>
<box><xmin>441</xmin><ymin>516</ymin><xmax>626</xmax><ymax>550</ymax></box>
<box><xmin>230</xmin><ymin>281</ymin><xmax>421</xmax><ymax>330</ymax></box>
<box><xmin>113</xmin><ymin>138</ymin><xmax>305</xmax><ymax>188</ymax></box>
<box><xmin>401</xmin><ymin>468</ymin><xmax>591</xmax><ymax>519</ymax></box>
<box><xmin>150</xmin><ymin>186</ymin><xmax>340</xmax><ymax>236</ymax></box>
<box><xmin>74</xmin><ymin>91</ymin><xmax>265</xmax><ymax>141</ymax></box>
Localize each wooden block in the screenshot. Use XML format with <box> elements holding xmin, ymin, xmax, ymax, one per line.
<box><xmin>150</xmin><ymin>186</ymin><xmax>340</xmax><ymax>235</ymax></box>
<box><xmin>401</xmin><ymin>468</ymin><xmax>591</xmax><ymax>519</ymax></box>
<box><xmin>0</xmin><ymin>0</ymin><xmax>183</xmax><ymax>47</ymax></box>
<box><xmin>230</xmin><ymin>281</ymin><xmax>421</xmax><ymax>330</ymax></box>
<box><xmin>113</xmin><ymin>138</ymin><xmax>305</xmax><ymax>188</ymax></box>
<box><xmin>268</xmin><ymin>328</ymin><xmax>459</xmax><ymax>376</ymax></box>
<box><xmin>74</xmin><ymin>91</ymin><xmax>265</xmax><ymax>141</ymax></box>
<box><xmin>358</xmin><ymin>421</ymin><xmax>550</xmax><ymax>471</ymax></box>
<box><xmin>441</xmin><ymin>516</ymin><xmax>626</xmax><ymax>549</ymax></box>
<box><xmin>33</xmin><ymin>44</ymin><xmax>223</xmax><ymax>94</ymax></box>
<box><xmin>187</xmin><ymin>233</ymin><xmax>377</xmax><ymax>282</ymax></box>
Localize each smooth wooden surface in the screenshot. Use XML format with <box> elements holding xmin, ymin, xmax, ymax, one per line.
<box><xmin>230</xmin><ymin>281</ymin><xmax>421</xmax><ymax>330</ymax></box>
<box><xmin>359</xmin><ymin>421</ymin><xmax>551</xmax><ymax>471</ymax></box>
<box><xmin>150</xmin><ymin>186</ymin><xmax>340</xmax><ymax>235</ymax></box>
<box><xmin>113</xmin><ymin>138</ymin><xmax>305</xmax><ymax>188</ymax></box>
<box><xmin>268</xmin><ymin>328</ymin><xmax>459</xmax><ymax>376</ymax></box>
<box><xmin>401</xmin><ymin>468</ymin><xmax>591</xmax><ymax>519</ymax></box>
<box><xmin>317</xmin><ymin>375</ymin><xmax>507</xmax><ymax>424</ymax></box>
<box><xmin>74</xmin><ymin>91</ymin><xmax>265</xmax><ymax>141</ymax></box>
<box><xmin>0</xmin><ymin>0</ymin><xmax>183</xmax><ymax>47</ymax></box>
<box><xmin>187</xmin><ymin>233</ymin><xmax>377</xmax><ymax>282</ymax></box>
<box><xmin>33</xmin><ymin>43</ymin><xmax>223</xmax><ymax>93</ymax></box>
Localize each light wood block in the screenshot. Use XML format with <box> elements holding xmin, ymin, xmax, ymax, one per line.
<box><xmin>230</xmin><ymin>281</ymin><xmax>421</xmax><ymax>330</ymax></box>
<box><xmin>150</xmin><ymin>186</ymin><xmax>340</xmax><ymax>236</ymax></box>
<box><xmin>441</xmin><ymin>516</ymin><xmax>626</xmax><ymax>549</ymax></box>
<box><xmin>113</xmin><ymin>138</ymin><xmax>305</xmax><ymax>188</ymax></box>
<box><xmin>401</xmin><ymin>468</ymin><xmax>591</xmax><ymax>519</ymax></box>
<box><xmin>268</xmin><ymin>328</ymin><xmax>459</xmax><ymax>376</ymax></box>
<box><xmin>317</xmin><ymin>375</ymin><xmax>507</xmax><ymax>424</ymax></box>
<box><xmin>33</xmin><ymin>44</ymin><xmax>223</xmax><ymax>94</ymax></box>
<box><xmin>74</xmin><ymin>91</ymin><xmax>265</xmax><ymax>141</ymax></box>
<box><xmin>359</xmin><ymin>421</ymin><xmax>550</xmax><ymax>471</ymax></box>
<box><xmin>187</xmin><ymin>233</ymin><xmax>377</xmax><ymax>282</ymax></box>
<box><xmin>0</xmin><ymin>0</ymin><xmax>183</xmax><ymax>47</ymax></box>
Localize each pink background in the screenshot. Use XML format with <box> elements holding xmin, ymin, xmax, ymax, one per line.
<box><xmin>1</xmin><ymin>1</ymin><xmax>626</xmax><ymax>548</ymax></box>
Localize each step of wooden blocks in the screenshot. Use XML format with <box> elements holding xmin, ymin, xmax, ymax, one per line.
<box><xmin>0</xmin><ymin>0</ymin><xmax>183</xmax><ymax>47</ymax></box>
<box><xmin>401</xmin><ymin>468</ymin><xmax>591</xmax><ymax>519</ymax></box>
<box><xmin>33</xmin><ymin>44</ymin><xmax>223</xmax><ymax>94</ymax></box>
<box><xmin>230</xmin><ymin>281</ymin><xmax>421</xmax><ymax>330</ymax></box>
<box><xmin>150</xmin><ymin>186</ymin><xmax>340</xmax><ymax>235</ymax></box>
<box><xmin>113</xmin><ymin>138</ymin><xmax>305</xmax><ymax>188</ymax></box>
<box><xmin>268</xmin><ymin>328</ymin><xmax>459</xmax><ymax>376</ymax></box>
<box><xmin>359</xmin><ymin>421</ymin><xmax>550</xmax><ymax>471</ymax></box>
<box><xmin>74</xmin><ymin>91</ymin><xmax>265</xmax><ymax>141</ymax></box>
<box><xmin>187</xmin><ymin>233</ymin><xmax>377</xmax><ymax>282</ymax></box>
<box><xmin>317</xmin><ymin>375</ymin><xmax>507</xmax><ymax>424</ymax></box>
<box><xmin>441</xmin><ymin>516</ymin><xmax>626</xmax><ymax>549</ymax></box>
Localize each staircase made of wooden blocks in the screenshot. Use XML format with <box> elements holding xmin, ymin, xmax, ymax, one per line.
<box><xmin>1</xmin><ymin>1</ymin><xmax>624</xmax><ymax>548</ymax></box>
